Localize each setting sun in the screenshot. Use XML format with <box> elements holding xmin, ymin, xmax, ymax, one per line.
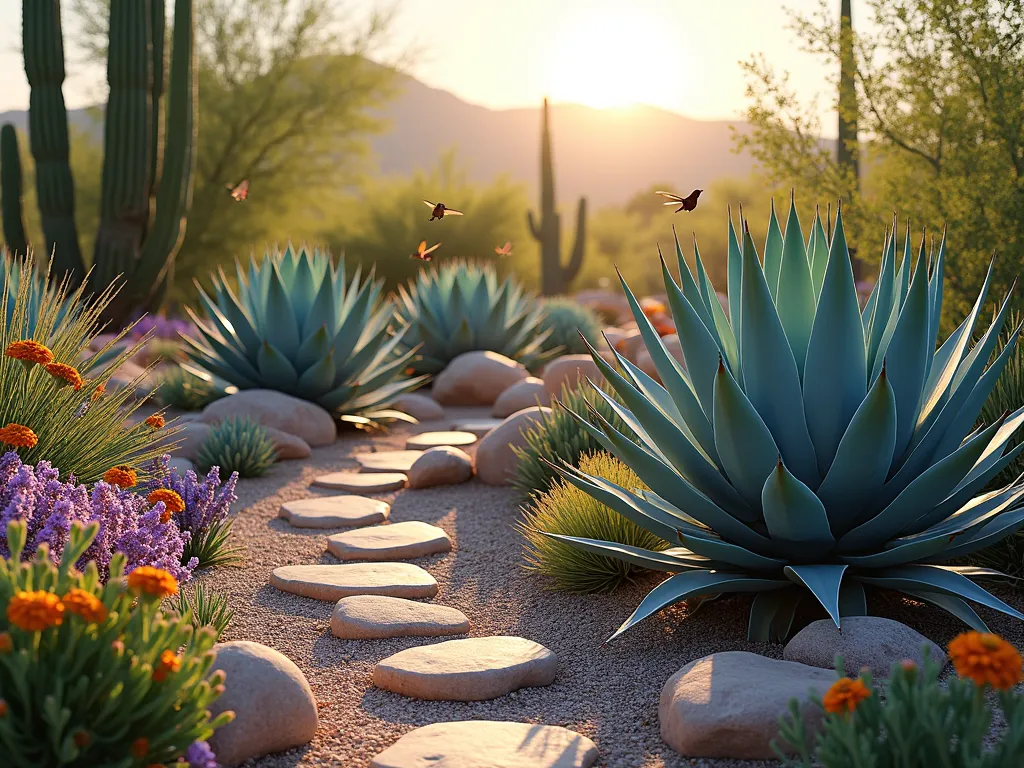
<box><xmin>548</xmin><ymin>7</ymin><xmax>687</xmax><ymax>110</ymax></box>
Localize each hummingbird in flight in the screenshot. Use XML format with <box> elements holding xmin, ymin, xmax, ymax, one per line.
<box><xmin>411</xmin><ymin>240</ymin><xmax>441</xmax><ymax>261</ymax></box>
<box><xmin>494</xmin><ymin>241</ymin><xmax>512</xmax><ymax>256</ymax></box>
<box><xmin>226</xmin><ymin>179</ymin><xmax>249</xmax><ymax>201</ymax></box>
<box><xmin>656</xmin><ymin>189</ymin><xmax>702</xmax><ymax>213</ymax></box>
<box><xmin>423</xmin><ymin>200</ymin><xmax>464</xmax><ymax>220</ymax></box>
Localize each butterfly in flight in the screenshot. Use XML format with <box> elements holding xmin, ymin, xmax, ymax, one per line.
<box><xmin>423</xmin><ymin>200</ymin><xmax>464</xmax><ymax>220</ymax></box>
<box><xmin>656</xmin><ymin>189</ymin><xmax>702</xmax><ymax>213</ymax></box>
<box><xmin>226</xmin><ymin>179</ymin><xmax>249</xmax><ymax>202</ymax></box>
<box><xmin>411</xmin><ymin>240</ymin><xmax>441</xmax><ymax>261</ymax></box>
<box><xmin>494</xmin><ymin>241</ymin><xmax>513</xmax><ymax>256</ymax></box>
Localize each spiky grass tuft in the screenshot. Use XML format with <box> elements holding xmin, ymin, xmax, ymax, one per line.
<box><xmin>195</xmin><ymin>417</ymin><xmax>276</xmax><ymax>478</ymax></box>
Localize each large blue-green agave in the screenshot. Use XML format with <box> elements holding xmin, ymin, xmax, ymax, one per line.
<box><xmin>550</xmin><ymin>197</ymin><xmax>1024</xmax><ymax>642</ymax></box>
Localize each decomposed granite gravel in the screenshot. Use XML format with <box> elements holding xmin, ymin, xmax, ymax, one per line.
<box><xmin>194</xmin><ymin>405</ymin><xmax>1024</xmax><ymax>768</ymax></box>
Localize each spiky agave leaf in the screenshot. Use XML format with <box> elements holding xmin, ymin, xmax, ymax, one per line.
<box><xmin>557</xmin><ymin>201</ymin><xmax>1024</xmax><ymax>642</ymax></box>
<box><xmin>393</xmin><ymin>260</ymin><xmax>556</xmax><ymax>374</ymax></box>
<box><xmin>182</xmin><ymin>244</ymin><xmax>427</xmax><ymax>420</ymax></box>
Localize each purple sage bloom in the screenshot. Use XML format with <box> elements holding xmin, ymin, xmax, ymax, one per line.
<box><xmin>183</xmin><ymin>740</ymin><xmax>218</xmax><ymax>768</ymax></box>
<box><xmin>143</xmin><ymin>455</ymin><xmax>239</xmax><ymax>536</ymax></box>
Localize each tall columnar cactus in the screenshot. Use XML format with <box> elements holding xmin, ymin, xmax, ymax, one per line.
<box><xmin>527</xmin><ymin>98</ymin><xmax>587</xmax><ymax>296</ymax></box>
<box><xmin>0</xmin><ymin>124</ymin><xmax>28</xmax><ymax>256</ymax></box>
<box><xmin>0</xmin><ymin>0</ymin><xmax>196</xmax><ymax>325</ymax></box>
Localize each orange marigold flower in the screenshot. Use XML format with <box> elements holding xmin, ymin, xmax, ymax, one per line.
<box><xmin>62</xmin><ymin>588</ymin><xmax>108</xmax><ymax>624</ymax></box>
<box><xmin>822</xmin><ymin>677</ymin><xmax>872</xmax><ymax>715</ymax></box>
<box><xmin>127</xmin><ymin>566</ymin><xmax>178</xmax><ymax>599</ymax></box>
<box><xmin>44</xmin><ymin>362</ymin><xmax>83</xmax><ymax>390</ymax></box>
<box><xmin>131</xmin><ymin>737</ymin><xmax>150</xmax><ymax>758</ymax></box>
<box><xmin>640</xmin><ymin>299</ymin><xmax>666</xmax><ymax>316</ymax></box>
<box><xmin>147</xmin><ymin>489</ymin><xmax>185</xmax><ymax>523</ymax></box>
<box><xmin>103</xmin><ymin>465</ymin><xmax>137</xmax><ymax>488</ymax></box>
<box><xmin>5</xmin><ymin>340</ymin><xmax>54</xmax><ymax>366</ymax></box>
<box><xmin>949</xmin><ymin>631</ymin><xmax>1023</xmax><ymax>690</ymax></box>
<box><xmin>152</xmin><ymin>649</ymin><xmax>181</xmax><ymax>682</ymax></box>
<box><xmin>7</xmin><ymin>590</ymin><xmax>65</xmax><ymax>632</ymax></box>
<box><xmin>0</xmin><ymin>423</ymin><xmax>38</xmax><ymax>449</ymax></box>
<box><xmin>0</xmin><ymin>632</ymin><xmax>11</xmax><ymax>653</ymax></box>
<box><xmin>91</xmin><ymin>383</ymin><xmax>105</xmax><ymax>402</ymax></box>
<box><xmin>145</xmin><ymin>414</ymin><xmax>166</xmax><ymax>429</ymax></box>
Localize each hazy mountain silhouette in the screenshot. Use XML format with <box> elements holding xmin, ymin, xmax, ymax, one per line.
<box><xmin>0</xmin><ymin>72</ymin><xmax>770</xmax><ymax>207</ymax></box>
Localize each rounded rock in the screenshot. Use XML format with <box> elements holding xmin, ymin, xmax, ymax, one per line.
<box><xmin>331</xmin><ymin>595</ymin><xmax>470</xmax><ymax>639</ymax></box>
<box><xmin>201</xmin><ymin>389</ymin><xmax>337</xmax><ymax>446</ymax></box>
<box><xmin>432</xmin><ymin>351</ymin><xmax>530</xmax><ymax>406</ymax></box>
<box><xmin>392</xmin><ymin>392</ymin><xmax>445</xmax><ymax>422</ymax></box>
<box><xmin>542</xmin><ymin>355</ymin><xmax>606</xmax><ymax>397</ymax></box>
<box><xmin>407</xmin><ymin>446</ymin><xmax>474</xmax><ymax>489</ymax></box>
<box><xmin>475</xmin><ymin>407</ymin><xmax>551</xmax><ymax>486</ymax></box>
<box><xmin>263</xmin><ymin>425</ymin><xmax>312</xmax><ymax>460</ymax></box>
<box><xmin>492</xmin><ymin>377</ymin><xmax>549</xmax><ymax>418</ymax></box>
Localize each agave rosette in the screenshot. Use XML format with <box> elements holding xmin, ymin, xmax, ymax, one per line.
<box><xmin>394</xmin><ymin>261</ymin><xmax>556</xmax><ymax>374</ymax></box>
<box><xmin>549</xmin><ymin>197</ymin><xmax>1024</xmax><ymax>641</ymax></box>
<box><xmin>183</xmin><ymin>245</ymin><xmax>426</xmax><ymax>423</ymax></box>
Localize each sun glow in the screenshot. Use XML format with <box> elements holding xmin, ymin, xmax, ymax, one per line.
<box><xmin>548</xmin><ymin>8</ymin><xmax>689</xmax><ymax>110</ymax></box>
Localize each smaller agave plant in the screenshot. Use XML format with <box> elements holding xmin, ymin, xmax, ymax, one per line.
<box><xmin>183</xmin><ymin>245</ymin><xmax>426</xmax><ymax>424</ymax></box>
<box><xmin>394</xmin><ymin>261</ymin><xmax>556</xmax><ymax>374</ymax></box>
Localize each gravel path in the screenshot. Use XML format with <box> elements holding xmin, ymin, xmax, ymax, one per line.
<box><xmin>195</xmin><ymin>406</ymin><xmax>1024</xmax><ymax>768</ymax></box>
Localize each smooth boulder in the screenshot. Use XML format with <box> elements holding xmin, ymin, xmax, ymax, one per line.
<box><xmin>660</xmin><ymin>651</ymin><xmax>835</xmax><ymax>760</ymax></box>
<box><xmin>167</xmin><ymin>420</ymin><xmax>211</xmax><ymax>461</ymax></box>
<box><xmin>542</xmin><ymin>355</ymin><xmax>605</xmax><ymax>397</ymax></box>
<box><xmin>393</xmin><ymin>392</ymin><xmax>444</xmax><ymax>422</ymax></box>
<box><xmin>432</xmin><ymin>351</ymin><xmax>529</xmax><ymax>406</ymax></box>
<box><xmin>206</xmin><ymin>641</ymin><xmax>318</xmax><ymax>767</ymax></box>
<box><xmin>475</xmin><ymin>407</ymin><xmax>550</xmax><ymax>486</ymax></box>
<box><xmin>492</xmin><ymin>377</ymin><xmax>549</xmax><ymax>418</ymax></box>
<box><xmin>407</xmin><ymin>446</ymin><xmax>474</xmax><ymax>488</ymax></box>
<box><xmin>201</xmin><ymin>389</ymin><xmax>336</xmax><ymax>447</ymax></box>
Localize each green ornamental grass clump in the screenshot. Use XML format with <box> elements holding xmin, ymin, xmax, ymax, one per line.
<box><xmin>537</xmin><ymin>297</ymin><xmax>602</xmax><ymax>356</ymax></box>
<box><xmin>153</xmin><ymin>365</ymin><xmax>228</xmax><ymax>411</ymax></box>
<box><xmin>195</xmin><ymin>417</ymin><xmax>276</xmax><ymax>478</ymax></box>
<box><xmin>0</xmin><ymin>520</ymin><xmax>232</xmax><ymax>767</ymax></box>
<box><xmin>519</xmin><ymin>451</ymin><xmax>669</xmax><ymax>593</ymax></box>
<box><xmin>552</xmin><ymin>196</ymin><xmax>1024</xmax><ymax>642</ymax></box>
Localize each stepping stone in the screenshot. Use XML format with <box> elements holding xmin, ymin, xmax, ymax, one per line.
<box><xmin>373</xmin><ymin>636</ymin><xmax>557</xmax><ymax>701</ymax></box>
<box><xmin>327</xmin><ymin>521</ymin><xmax>451</xmax><ymax>561</ymax></box>
<box><xmin>312</xmin><ymin>472</ymin><xmax>407</xmax><ymax>493</ymax></box>
<box><xmin>451</xmin><ymin>419</ymin><xmax>503</xmax><ymax>437</ymax></box>
<box><xmin>269</xmin><ymin>563</ymin><xmax>438</xmax><ymax>601</ymax></box>
<box><xmin>331</xmin><ymin>595</ymin><xmax>470</xmax><ymax>639</ymax></box>
<box><xmin>278</xmin><ymin>495</ymin><xmax>390</xmax><ymax>529</ymax></box>
<box><xmin>404</xmin><ymin>431</ymin><xmax>478</xmax><ymax>450</ymax></box>
<box><xmin>356</xmin><ymin>450</ymin><xmax>423</xmax><ymax>473</ymax></box>
<box><xmin>371</xmin><ymin>721</ymin><xmax>599</xmax><ymax>768</ymax></box>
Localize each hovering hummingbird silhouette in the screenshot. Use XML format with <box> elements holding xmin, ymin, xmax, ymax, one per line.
<box><xmin>411</xmin><ymin>240</ymin><xmax>441</xmax><ymax>261</ymax></box>
<box><xmin>226</xmin><ymin>179</ymin><xmax>249</xmax><ymax>202</ymax></box>
<box><xmin>423</xmin><ymin>200</ymin><xmax>464</xmax><ymax>220</ymax></box>
<box><xmin>494</xmin><ymin>241</ymin><xmax>513</xmax><ymax>256</ymax></box>
<box><xmin>656</xmin><ymin>189</ymin><xmax>702</xmax><ymax>213</ymax></box>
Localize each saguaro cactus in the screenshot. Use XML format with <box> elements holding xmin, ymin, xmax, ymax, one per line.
<box><xmin>0</xmin><ymin>124</ymin><xmax>29</xmax><ymax>256</ymax></box>
<box><xmin>0</xmin><ymin>0</ymin><xmax>196</xmax><ymax>325</ymax></box>
<box><xmin>527</xmin><ymin>98</ymin><xmax>587</xmax><ymax>296</ymax></box>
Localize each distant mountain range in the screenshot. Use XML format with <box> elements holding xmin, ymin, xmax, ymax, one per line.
<box><xmin>0</xmin><ymin>73</ymin><xmax>802</xmax><ymax>208</ymax></box>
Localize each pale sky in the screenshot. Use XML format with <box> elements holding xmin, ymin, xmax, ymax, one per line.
<box><xmin>0</xmin><ymin>0</ymin><xmax>858</xmax><ymax>136</ymax></box>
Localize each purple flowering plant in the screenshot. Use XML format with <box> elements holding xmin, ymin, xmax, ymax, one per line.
<box><xmin>128</xmin><ymin>314</ymin><xmax>196</xmax><ymax>340</ymax></box>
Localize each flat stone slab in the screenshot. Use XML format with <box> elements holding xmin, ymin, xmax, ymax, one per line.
<box><xmin>451</xmin><ymin>419</ymin><xmax>503</xmax><ymax>437</ymax></box>
<box><xmin>312</xmin><ymin>472</ymin><xmax>407</xmax><ymax>493</ymax></box>
<box><xmin>371</xmin><ymin>721</ymin><xmax>599</xmax><ymax>768</ymax></box>
<box><xmin>356</xmin><ymin>450</ymin><xmax>424</xmax><ymax>473</ymax></box>
<box><xmin>405</xmin><ymin>431</ymin><xmax>478</xmax><ymax>450</ymax></box>
<box><xmin>269</xmin><ymin>563</ymin><xmax>438</xmax><ymax>601</ymax></box>
<box><xmin>331</xmin><ymin>595</ymin><xmax>470</xmax><ymax>639</ymax></box>
<box><xmin>327</xmin><ymin>521</ymin><xmax>452</xmax><ymax>561</ymax></box>
<box><xmin>278</xmin><ymin>495</ymin><xmax>390</xmax><ymax>529</ymax></box>
<box><xmin>373</xmin><ymin>636</ymin><xmax>557</xmax><ymax>701</ymax></box>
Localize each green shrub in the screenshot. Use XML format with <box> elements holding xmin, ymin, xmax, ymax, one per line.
<box><xmin>518</xmin><ymin>451</ymin><xmax>668</xmax><ymax>593</ymax></box>
<box><xmin>512</xmin><ymin>378</ymin><xmax>631</xmax><ymax>500</ymax></box>
<box><xmin>538</xmin><ymin>297</ymin><xmax>602</xmax><ymax>356</ymax></box>
<box><xmin>153</xmin><ymin>365</ymin><xmax>227</xmax><ymax>411</ymax></box>
<box><xmin>0</xmin><ymin>520</ymin><xmax>232</xmax><ymax>766</ymax></box>
<box><xmin>183</xmin><ymin>518</ymin><xmax>244</xmax><ymax>570</ymax></box>
<box><xmin>171</xmin><ymin>581</ymin><xmax>235</xmax><ymax>636</ymax></box>
<box><xmin>195</xmin><ymin>417</ymin><xmax>276</xmax><ymax>478</ymax></box>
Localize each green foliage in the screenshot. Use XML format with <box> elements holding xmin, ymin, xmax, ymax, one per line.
<box><xmin>0</xmin><ymin>520</ymin><xmax>232</xmax><ymax>766</ymax></box>
<box><xmin>195</xmin><ymin>417</ymin><xmax>276</xmax><ymax>478</ymax></box>
<box><xmin>774</xmin><ymin>651</ymin><xmax>1024</xmax><ymax>767</ymax></box>
<box><xmin>512</xmin><ymin>379</ymin><xmax>631</xmax><ymax>501</ymax></box>
<box><xmin>182</xmin><ymin>519</ymin><xmax>244</xmax><ymax>570</ymax></box>
<box><xmin>519</xmin><ymin>451</ymin><xmax>667</xmax><ymax>594</ymax></box>
<box><xmin>184</xmin><ymin>245</ymin><xmax>425</xmax><ymax>420</ymax></box>
<box><xmin>554</xmin><ymin>200</ymin><xmax>1024</xmax><ymax>643</ymax></box>
<box><xmin>1</xmin><ymin>254</ymin><xmax>176</xmax><ymax>484</ymax></box>
<box><xmin>171</xmin><ymin>580</ymin><xmax>234</xmax><ymax>636</ymax></box>
<box><xmin>0</xmin><ymin>125</ymin><xmax>28</xmax><ymax>256</ymax></box>
<box><xmin>153</xmin><ymin>365</ymin><xmax>227</xmax><ymax>411</ymax></box>
<box><xmin>538</xmin><ymin>297</ymin><xmax>601</xmax><ymax>356</ymax></box>
<box><xmin>394</xmin><ymin>260</ymin><xmax>555</xmax><ymax>375</ymax></box>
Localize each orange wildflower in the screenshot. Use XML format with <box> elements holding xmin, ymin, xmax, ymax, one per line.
<box><xmin>147</xmin><ymin>489</ymin><xmax>185</xmax><ymax>523</ymax></box>
<box><xmin>103</xmin><ymin>465</ymin><xmax>137</xmax><ymax>488</ymax></box>
<box><xmin>91</xmin><ymin>383</ymin><xmax>106</xmax><ymax>402</ymax></box>
<box><xmin>127</xmin><ymin>566</ymin><xmax>178</xmax><ymax>599</ymax></box>
<box><xmin>144</xmin><ymin>414</ymin><xmax>166</xmax><ymax>429</ymax></box>
<box><xmin>131</xmin><ymin>737</ymin><xmax>150</xmax><ymax>759</ymax></box>
<box><xmin>7</xmin><ymin>590</ymin><xmax>65</xmax><ymax>632</ymax></box>
<box><xmin>0</xmin><ymin>632</ymin><xmax>11</xmax><ymax>653</ymax></box>
<box><xmin>4</xmin><ymin>340</ymin><xmax>53</xmax><ymax>367</ymax></box>
<box><xmin>948</xmin><ymin>631</ymin><xmax>1023</xmax><ymax>690</ymax></box>
<box><xmin>152</xmin><ymin>649</ymin><xmax>181</xmax><ymax>682</ymax></box>
<box><xmin>0</xmin><ymin>423</ymin><xmax>38</xmax><ymax>449</ymax></box>
<box><xmin>62</xmin><ymin>588</ymin><xmax>108</xmax><ymax>624</ymax></box>
<box><xmin>44</xmin><ymin>362</ymin><xmax>83</xmax><ymax>390</ymax></box>
<box><xmin>822</xmin><ymin>677</ymin><xmax>872</xmax><ymax>715</ymax></box>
